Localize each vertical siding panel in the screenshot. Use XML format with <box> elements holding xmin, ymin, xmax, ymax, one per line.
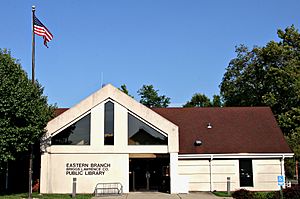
<box><xmin>178</xmin><ymin>160</ymin><xmax>210</xmax><ymax>191</ymax></box>
<box><xmin>252</xmin><ymin>159</ymin><xmax>281</xmax><ymax>191</ymax></box>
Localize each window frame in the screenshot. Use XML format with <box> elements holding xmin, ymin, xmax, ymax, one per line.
<box><xmin>127</xmin><ymin>112</ymin><xmax>168</xmax><ymax>145</ymax></box>
<box><xmin>104</xmin><ymin>101</ymin><xmax>114</xmax><ymax>145</ymax></box>
<box><xmin>51</xmin><ymin>112</ymin><xmax>91</xmax><ymax>146</ymax></box>
<box><xmin>239</xmin><ymin>159</ymin><xmax>254</xmax><ymax>187</ymax></box>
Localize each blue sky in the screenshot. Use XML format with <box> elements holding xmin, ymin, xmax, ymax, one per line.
<box><xmin>1</xmin><ymin>1</ymin><xmax>300</xmax><ymax>107</ymax></box>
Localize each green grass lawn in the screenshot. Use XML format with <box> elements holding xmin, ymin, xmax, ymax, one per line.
<box><xmin>0</xmin><ymin>193</ymin><xmax>92</xmax><ymax>199</ymax></box>
<box><xmin>212</xmin><ymin>191</ymin><xmax>232</xmax><ymax>197</ymax></box>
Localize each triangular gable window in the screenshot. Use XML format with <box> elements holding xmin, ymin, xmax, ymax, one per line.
<box><xmin>51</xmin><ymin>113</ymin><xmax>91</xmax><ymax>145</ymax></box>
<box><xmin>128</xmin><ymin>113</ymin><xmax>168</xmax><ymax>145</ymax></box>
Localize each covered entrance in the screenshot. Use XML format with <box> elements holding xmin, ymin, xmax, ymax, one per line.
<box><xmin>129</xmin><ymin>154</ymin><xmax>170</xmax><ymax>193</ymax></box>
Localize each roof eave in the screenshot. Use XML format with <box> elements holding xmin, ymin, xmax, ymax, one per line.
<box><xmin>178</xmin><ymin>153</ymin><xmax>294</xmax><ymax>159</ymax></box>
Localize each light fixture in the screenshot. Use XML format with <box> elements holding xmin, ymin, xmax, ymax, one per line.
<box><xmin>194</xmin><ymin>140</ymin><xmax>202</xmax><ymax>146</ymax></box>
<box><xmin>207</xmin><ymin>123</ymin><xmax>212</xmax><ymax>129</ymax></box>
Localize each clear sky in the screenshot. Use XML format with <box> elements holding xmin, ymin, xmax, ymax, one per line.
<box><xmin>1</xmin><ymin>0</ymin><xmax>300</xmax><ymax>107</ymax></box>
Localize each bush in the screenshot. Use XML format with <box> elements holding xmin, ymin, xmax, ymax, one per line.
<box><xmin>232</xmin><ymin>189</ymin><xmax>255</xmax><ymax>199</ymax></box>
<box><xmin>232</xmin><ymin>187</ymin><xmax>300</xmax><ymax>199</ymax></box>
<box><xmin>282</xmin><ymin>186</ymin><xmax>300</xmax><ymax>199</ymax></box>
<box><xmin>253</xmin><ymin>192</ymin><xmax>277</xmax><ymax>199</ymax></box>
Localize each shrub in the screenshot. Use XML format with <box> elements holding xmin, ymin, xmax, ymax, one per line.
<box><xmin>282</xmin><ymin>186</ymin><xmax>300</xmax><ymax>199</ymax></box>
<box><xmin>232</xmin><ymin>189</ymin><xmax>254</xmax><ymax>199</ymax></box>
<box><xmin>253</xmin><ymin>192</ymin><xmax>277</xmax><ymax>199</ymax></box>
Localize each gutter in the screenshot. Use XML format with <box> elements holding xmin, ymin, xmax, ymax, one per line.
<box><xmin>178</xmin><ymin>153</ymin><xmax>294</xmax><ymax>159</ymax></box>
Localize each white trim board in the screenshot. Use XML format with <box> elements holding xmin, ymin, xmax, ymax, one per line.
<box><xmin>178</xmin><ymin>153</ymin><xmax>294</xmax><ymax>159</ymax></box>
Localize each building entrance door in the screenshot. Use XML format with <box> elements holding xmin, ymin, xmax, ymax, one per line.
<box><xmin>129</xmin><ymin>155</ymin><xmax>169</xmax><ymax>192</ymax></box>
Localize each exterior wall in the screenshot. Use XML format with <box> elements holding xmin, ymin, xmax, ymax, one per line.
<box><xmin>40</xmin><ymin>153</ymin><xmax>129</xmax><ymax>194</ymax></box>
<box><xmin>41</xmin><ymin>94</ymin><xmax>179</xmax><ymax>194</ymax></box>
<box><xmin>178</xmin><ymin>159</ymin><xmax>211</xmax><ymax>191</ymax></box>
<box><xmin>251</xmin><ymin>159</ymin><xmax>282</xmax><ymax>191</ymax></box>
<box><xmin>211</xmin><ymin>160</ymin><xmax>239</xmax><ymax>191</ymax></box>
<box><xmin>178</xmin><ymin>159</ymin><xmax>282</xmax><ymax>192</ymax></box>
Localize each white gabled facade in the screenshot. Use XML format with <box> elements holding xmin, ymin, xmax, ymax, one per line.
<box><xmin>40</xmin><ymin>84</ymin><xmax>179</xmax><ymax>194</ymax></box>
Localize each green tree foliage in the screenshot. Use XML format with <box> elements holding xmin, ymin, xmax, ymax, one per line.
<box><xmin>278</xmin><ymin>108</ymin><xmax>300</xmax><ymax>160</ymax></box>
<box><xmin>219</xmin><ymin>26</ymin><xmax>300</xmax><ymax>176</ymax></box>
<box><xmin>183</xmin><ymin>93</ymin><xmax>211</xmax><ymax>107</ymax></box>
<box><xmin>220</xmin><ymin>26</ymin><xmax>299</xmax><ymax>115</ymax></box>
<box><xmin>119</xmin><ymin>84</ymin><xmax>134</xmax><ymax>98</ymax></box>
<box><xmin>0</xmin><ymin>49</ymin><xmax>54</xmax><ymax>167</ymax></box>
<box><xmin>212</xmin><ymin>95</ymin><xmax>222</xmax><ymax>107</ymax></box>
<box><xmin>138</xmin><ymin>85</ymin><xmax>170</xmax><ymax>108</ymax></box>
<box><xmin>183</xmin><ymin>93</ymin><xmax>222</xmax><ymax>107</ymax></box>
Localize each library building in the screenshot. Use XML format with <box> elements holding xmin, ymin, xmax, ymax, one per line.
<box><xmin>40</xmin><ymin>84</ymin><xmax>293</xmax><ymax>194</ymax></box>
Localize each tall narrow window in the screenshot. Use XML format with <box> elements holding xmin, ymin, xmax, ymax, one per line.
<box><xmin>104</xmin><ymin>101</ymin><xmax>114</xmax><ymax>145</ymax></box>
<box><xmin>51</xmin><ymin>114</ymin><xmax>91</xmax><ymax>145</ymax></box>
<box><xmin>239</xmin><ymin>159</ymin><xmax>253</xmax><ymax>187</ymax></box>
<box><xmin>128</xmin><ymin>113</ymin><xmax>168</xmax><ymax>145</ymax></box>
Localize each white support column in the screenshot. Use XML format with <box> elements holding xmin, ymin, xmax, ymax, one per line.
<box><xmin>170</xmin><ymin>152</ymin><xmax>178</xmax><ymax>194</ymax></box>
<box><xmin>281</xmin><ymin>155</ymin><xmax>285</xmax><ymax>188</ymax></box>
<box><xmin>210</xmin><ymin>155</ymin><xmax>213</xmax><ymax>192</ymax></box>
<box><xmin>40</xmin><ymin>152</ymin><xmax>50</xmax><ymax>193</ymax></box>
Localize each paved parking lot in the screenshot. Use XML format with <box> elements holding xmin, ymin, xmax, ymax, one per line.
<box><xmin>92</xmin><ymin>192</ymin><xmax>233</xmax><ymax>199</ymax></box>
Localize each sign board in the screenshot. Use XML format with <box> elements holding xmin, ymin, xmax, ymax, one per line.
<box><xmin>277</xmin><ymin>175</ymin><xmax>284</xmax><ymax>186</ymax></box>
<box><xmin>65</xmin><ymin>163</ymin><xmax>111</xmax><ymax>176</ymax></box>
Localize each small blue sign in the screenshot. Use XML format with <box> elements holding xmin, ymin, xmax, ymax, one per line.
<box><xmin>278</xmin><ymin>175</ymin><xmax>284</xmax><ymax>186</ymax></box>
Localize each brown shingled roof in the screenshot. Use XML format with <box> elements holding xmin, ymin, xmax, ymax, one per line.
<box><xmin>152</xmin><ymin>107</ymin><xmax>292</xmax><ymax>154</ymax></box>
<box><xmin>54</xmin><ymin>107</ymin><xmax>292</xmax><ymax>154</ymax></box>
<box><xmin>54</xmin><ymin>108</ymin><xmax>69</xmax><ymax>117</ymax></box>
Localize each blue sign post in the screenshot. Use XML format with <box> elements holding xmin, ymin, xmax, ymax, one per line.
<box><xmin>277</xmin><ymin>175</ymin><xmax>284</xmax><ymax>186</ymax></box>
<box><xmin>277</xmin><ymin>176</ymin><xmax>284</xmax><ymax>199</ymax></box>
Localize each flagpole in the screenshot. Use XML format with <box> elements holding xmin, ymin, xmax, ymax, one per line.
<box><xmin>32</xmin><ymin>5</ymin><xmax>35</xmax><ymax>83</ymax></box>
<box><xmin>29</xmin><ymin>5</ymin><xmax>35</xmax><ymax>199</ymax></box>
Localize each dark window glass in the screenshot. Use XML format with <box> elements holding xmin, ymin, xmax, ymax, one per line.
<box><xmin>128</xmin><ymin>113</ymin><xmax>168</xmax><ymax>145</ymax></box>
<box><xmin>51</xmin><ymin>114</ymin><xmax>90</xmax><ymax>145</ymax></box>
<box><xmin>239</xmin><ymin>159</ymin><xmax>253</xmax><ymax>187</ymax></box>
<box><xmin>104</xmin><ymin>101</ymin><xmax>114</xmax><ymax>145</ymax></box>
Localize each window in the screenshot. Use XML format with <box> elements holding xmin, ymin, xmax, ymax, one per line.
<box><xmin>239</xmin><ymin>159</ymin><xmax>253</xmax><ymax>187</ymax></box>
<box><xmin>51</xmin><ymin>114</ymin><xmax>90</xmax><ymax>145</ymax></box>
<box><xmin>104</xmin><ymin>101</ymin><xmax>114</xmax><ymax>145</ymax></box>
<box><xmin>128</xmin><ymin>113</ymin><xmax>167</xmax><ymax>145</ymax></box>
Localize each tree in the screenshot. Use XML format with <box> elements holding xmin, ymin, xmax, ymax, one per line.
<box><xmin>278</xmin><ymin>108</ymin><xmax>300</xmax><ymax>160</ymax></box>
<box><xmin>219</xmin><ymin>26</ymin><xmax>300</xmax><ymax>177</ymax></box>
<box><xmin>220</xmin><ymin>26</ymin><xmax>300</xmax><ymax>116</ymax></box>
<box><xmin>137</xmin><ymin>85</ymin><xmax>170</xmax><ymax>108</ymax></box>
<box><xmin>183</xmin><ymin>93</ymin><xmax>222</xmax><ymax>107</ymax></box>
<box><xmin>212</xmin><ymin>95</ymin><xmax>222</xmax><ymax>107</ymax></box>
<box><xmin>119</xmin><ymin>84</ymin><xmax>134</xmax><ymax>98</ymax></box>
<box><xmin>183</xmin><ymin>93</ymin><xmax>211</xmax><ymax>107</ymax></box>
<box><xmin>0</xmin><ymin>49</ymin><xmax>54</xmax><ymax>168</ymax></box>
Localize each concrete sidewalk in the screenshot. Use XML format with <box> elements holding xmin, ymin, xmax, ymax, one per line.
<box><xmin>92</xmin><ymin>192</ymin><xmax>233</xmax><ymax>199</ymax></box>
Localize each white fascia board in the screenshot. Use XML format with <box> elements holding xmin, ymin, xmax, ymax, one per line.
<box><xmin>178</xmin><ymin>153</ymin><xmax>294</xmax><ymax>159</ymax></box>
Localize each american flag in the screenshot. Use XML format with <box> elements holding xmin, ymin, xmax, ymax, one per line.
<box><xmin>33</xmin><ymin>15</ymin><xmax>53</xmax><ymax>47</ymax></box>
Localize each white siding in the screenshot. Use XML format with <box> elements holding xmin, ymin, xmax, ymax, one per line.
<box><xmin>211</xmin><ymin>160</ymin><xmax>239</xmax><ymax>191</ymax></box>
<box><xmin>178</xmin><ymin>159</ymin><xmax>282</xmax><ymax>192</ymax></box>
<box><xmin>178</xmin><ymin>160</ymin><xmax>210</xmax><ymax>191</ymax></box>
<box><xmin>252</xmin><ymin>159</ymin><xmax>281</xmax><ymax>191</ymax></box>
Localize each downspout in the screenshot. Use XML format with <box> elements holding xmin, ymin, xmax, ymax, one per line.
<box><xmin>210</xmin><ymin>155</ymin><xmax>213</xmax><ymax>192</ymax></box>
